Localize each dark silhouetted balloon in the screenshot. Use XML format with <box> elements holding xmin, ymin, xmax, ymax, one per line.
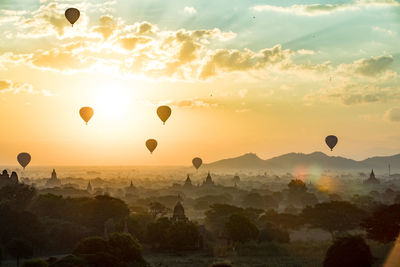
<box><xmin>79</xmin><ymin>107</ymin><xmax>94</xmax><ymax>125</ymax></box>
<box><xmin>157</xmin><ymin>106</ymin><xmax>171</xmax><ymax>125</ymax></box>
<box><xmin>325</xmin><ymin>135</ymin><xmax>338</xmax><ymax>151</ymax></box>
<box><xmin>65</xmin><ymin>8</ymin><xmax>80</xmax><ymax>26</ymax></box>
<box><xmin>146</xmin><ymin>139</ymin><xmax>158</xmax><ymax>154</ymax></box>
<box><xmin>192</xmin><ymin>157</ymin><xmax>202</xmax><ymax>170</ymax></box>
<box><xmin>17</xmin><ymin>152</ymin><xmax>31</xmax><ymax>169</ymax></box>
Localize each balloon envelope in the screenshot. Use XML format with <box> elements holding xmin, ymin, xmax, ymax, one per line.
<box><xmin>325</xmin><ymin>135</ymin><xmax>338</xmax><ymax>151</ymax></box>
<box><xmin>79</xmin><ymin>107</ymin><xmax>94</xmax><ymax>125</ymax></box>
<box><xmin>65</xmin><ymin>8</ymin><xmax>80</xmax><ymax>26</ymax></box>
<box><xmin>146</xmin><ymin>139</ymin><xmax>158</xmax><ymax>154</ymax></box>
<box><xmin>17</xmin><ymin>152</ymin><xmax>31</xmax><ymax>169</ymax></box>
<box><xmin>157</xmin><ymin>106</ymin><xmax>171</xmax><ymax>125</ymax></box>
<box><xmin>192</xmin><ymin>157</ymin><xmax>202</xmax><ymax>170</ymax></box>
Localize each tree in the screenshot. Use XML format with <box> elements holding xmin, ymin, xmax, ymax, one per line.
<box><xmin>0</xmin><ymin>205</ymin><xmax>45</xmax><ymax>249</ymax></box>
<box><xmin>301</xmin><ymin>192</ymin><xmax>319</xmax><ymax>206</ymax></box>
<box><xmin>30</xmin><ymin>194</ymin><xmax>66</xmax><ymax>219</ymax></box>
<box><xmin>0</xmin><ymin>184</ymin><xmax>36</xmax><ymax>211</ymax></box>
<box><xmin>118</xmin><ymin>213</ymin><xmax>153</xmax><ymax>242</ymax></box>
<box><xmin>148</xmin><ymin>202</ymin><xmax>169</xmax><ymax>219</ymax></box>
<box><xmin>259</xmin><ymin>223</ymin><xmax>290</xmax><ymax>243</ymax></box>
<box><xmin>242</xmin><ymin>193</ymin><xmax>264</xmax><ymax>209</ymax></box>
<box><xmin>41</xmin><ymin>218</ymin><xmax>89</xmax><ymax>253</ymax></box>
<box><xmin>260</xmin><ymin>210</ymin><xmax>303</xmax><ymax>230</ymax></box>
<box><xmin>288</xmin><ymin>179</ymin><xmax>307</xmax><ymax>193</ymax></box>
<box><xmin>146</xmin><ymin>217</ymin><xmax>172</xmax><ymax>249</ymax></box>
<box><xmin>73</xmin><ymin>236</ymin><xmax>108</xmax><ymax>255</ymax></box>
<box><xmin>301</xmin><ymin>201</ymin><xmax>366</xmax><ymax>238</ymax></box>
<box><xmin>167</xmin><ymin>221</ymin><xmax>200</xmax><ymax>251</ymax></box>
<box><xmin>6</xmin><ymin>239</ymin><xmax>33</xmax><ymax>267</ymax></box>
<box><xmin>205</xmin><ymin>204</ymin><xmax>243</xmax><ymax>234</ymax></box>
<box><xmin>362</xmin><ymin>204</ymin><xmax>400</xmax><ymax>243</ymax></box>
<box><xmin>287</xmin><ymin>179</ymin><xmax>308</xmax><ymax>207</ymax></box>
<box><xmin>263</xmin><ymin>195</ymin><xmax>278</xmax><ymax>210</ymax></box>
<box><xmin>73</xmin><ymin>234</ymin><xmax>146</xmax><ymax>266</ymax></box>
<box><xmin>323</xmin><ymin>236</ymin><xmax>372</xmax><ymax>267</ymax></box>
<box><xmin>108</xmin><ymin>233</ymin><xmax>143</xmax><ymax>263</ymax></box>
<box><xmin>225</xmin><ymin>214</ymin><xmax>259</xmax><ymax>244</ymax></box>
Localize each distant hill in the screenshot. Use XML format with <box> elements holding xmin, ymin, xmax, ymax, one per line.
<box><xmin>204</xmin><ymin>152</ymin><xmax>400</xmax><ymax>171</ymax></box>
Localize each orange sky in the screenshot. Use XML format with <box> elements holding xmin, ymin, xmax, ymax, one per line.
<box><xmin>1</xmin><ymin>0</ymin><xmax>400</xmax><ymax>165</ymax></box>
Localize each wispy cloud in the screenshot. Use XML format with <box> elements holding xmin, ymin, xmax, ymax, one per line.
<box><xmin>252</xmin><ymin>0</ymin><xmax>400</xmax><ymax>16</ymax></box>
<box><xmin>385</xmin><ymin>107</ymin><xmax>400</xmax><ymax>122</ymax></box>
<box><xmin>183</xmin><ymin>6</ymin><xmax>197</xmax><ymax>15</ymax></box>
<box><xmin>0</xmin><ymin>79</ymin><xmax>50</xmax><ymax>95</ymax></box>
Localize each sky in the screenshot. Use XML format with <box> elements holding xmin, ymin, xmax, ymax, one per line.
<box><xmin>1</xmin><ymin>0</ymin><xmax>400</xmax><ymax>166</ymax></box>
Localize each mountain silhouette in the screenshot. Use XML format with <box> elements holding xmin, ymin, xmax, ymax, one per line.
<box><xmin>204</xmin><ymin>151</ymin><xmax>400</xmax><ymax>171</ymax></box>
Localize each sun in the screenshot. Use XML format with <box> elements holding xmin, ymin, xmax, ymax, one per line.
<box><xmin>93</xmin><ymin>84</ymin><xmax>130</xmax><ymax>121</ymax></box>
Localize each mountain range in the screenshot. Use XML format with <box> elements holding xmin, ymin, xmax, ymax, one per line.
<box><xmin>204</xmin><ymin>152</ymin><xmax>400</xmax><ymax>172</ymax></box>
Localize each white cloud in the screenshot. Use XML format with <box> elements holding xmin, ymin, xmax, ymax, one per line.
<box><xmin>297</xmin><ymin>49</ymin><xmax>315</xmax><ymax>55</ymax></box>
<box><xmin>184</xmin><ymin>6</ymin><xmax>197</xmax><ymax>15</ymax></box>
<box><xmin>252</xmin><ymin>0</ymin><xmax>400</xmax><ymax>16</ymax></box>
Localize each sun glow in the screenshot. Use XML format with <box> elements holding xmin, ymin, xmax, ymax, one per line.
<box><xmin>93</xmin><ymin>84</ymin><xmax>130</xmax><ymax>120</ymax></box>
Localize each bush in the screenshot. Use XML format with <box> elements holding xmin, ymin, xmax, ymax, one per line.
<box><xmin>108</xmin><ymin>233</ymin><xmax>143</xmax><ymax>263</ymax></box>
<box><xmin>73</xmin><ymin>236</ymin><xmax>108</xmax><ymax>255</ymax></box>
<box><xmin>323</xmin><ymin>236</ymin><xmax>373</xmax><ymax>267</ymax></box>
<box><xmin>49</xmin><ymin>255</ymin><xmax>87</xmax><ymax>267</ymax></box>
<box><xmin>72</xmin><ymin>233</ymin><xmax>146</xmax><ymax>266</ymax></box>
<box><xmin>22</xmin><ymin>259</ymin><xmax>49</xmax><ymax>267</ymax></box>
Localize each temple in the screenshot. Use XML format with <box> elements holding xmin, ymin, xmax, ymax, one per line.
<box><xmin>183</xmin><ymin>174</ymin><xmax>193</xmax><ymax>189</ymax></box>
<box><xmin>0</xmin><ymin>170</ymin><xmax>18</xmax><ymax>188</ymax></box>
<box><xmin>87</xmin><ymin>181</ymin><xmax>93</xmax><ymax>193</ymax></box>
<box><xmin>364</xmin><ymin>169</ymin><xmax>380</xmax><ymax>185</ymax></box>
<box><xmin>45</xmin><ymin>169</ymin><xmax>62</xmax><ymax>187</ymax></box>
<box><xmin>202</xmin><ymin>172</ymin><xmax>215</xmax><ymax>187</ymax></box>
<box><xmin>172</xmin><ymin>198</ymin><xmax>188</xmax><ymax>222</ymax></box>
<box><xmin>125</xmin><ymin>180</ymin><xmax>136</xmax><ymax>195</ymax></box>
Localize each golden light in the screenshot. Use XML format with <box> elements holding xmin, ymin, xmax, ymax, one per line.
<box><xmin>93</xmin><ymin>84</ymin><xmax>130</xmax><ymax>121</ymax></box>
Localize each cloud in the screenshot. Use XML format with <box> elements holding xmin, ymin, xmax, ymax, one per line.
<box><xmin>0</xmin><ymin>80</ymin><xmax>12</xmax><ymax>91</ymax></box>
<box><xmin>199</xmin><ymin>45</ymin><xmax>293</xmax><ymax>79</ymax></box>
<box><xmin>92</xmin><ymin>15</ymin><xmax>118</xmax><ymax>40</ymax></box>
<box><xmin>184</xmin><ymin>6</ymin><xmax>197</xmax><ymax>15</ymax></box>
<box><xmin>297</xmin><ymin>49</ymin><xmax>315</xmax><ymax>55</ymax></box>
<box><xmin>1</xmin><ymin>1</ymin><xmax>395</xmax><ymax>85</ymax></box>
<box><xmin>238</xmin><ymin>89</ymin><xmax>248</xmax><ymax>98</ymax></box>
<box><xmin>137</xmin><ymin>22</ymin><xmax>155</xmax><ymax>35</ymax></box>
<box><xmin>339</xmin><ymin>56</ymin><xmax>394</xmax><ymax>77</ymax></box>
<box><xmin>119</xmin><ymin>36</ymin><xmax>151</xmax><ymax>50</ymax></box>
<box><xmin>252</xmin><ymin>0</ymin><xmax>400</xmax><ymax>16</ymax></box>
<box><xmin>385</xmin><ymin>107</ymin><xmax>400</xmax><ymax>122</ymax></box>
<box><xmin>372</xmin><ymin>26</ymin><xmax>393</xmax><ymax>35</ymax></box>
<box><xmin>322</xmin><ymin>84</ymin><xmax>400</xmax><ymax>105</ymax></box>
<box><xmin>171</xmin><ymin>98</ymin><xmax>217</xmax><ymax>108</ymax></box>
<box><xmin>30</xmin><ymin>47</ymin><xmax>98</xmax><ymax>72</ymax></box>
<box><xmin>0</xmin><ymin>79</ymin><xmax>46</xmax><ymax>95</ymax></box>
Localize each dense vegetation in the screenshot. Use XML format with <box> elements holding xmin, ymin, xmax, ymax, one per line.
<box><xmin>0</xmin><ymin>177</ymin><xmax>398</xmax><ymax>266</ymax></box>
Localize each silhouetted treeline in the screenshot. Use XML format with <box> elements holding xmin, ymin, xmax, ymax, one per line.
<box><xmin>0</xmin><ymin>178</ymin><xmax>400</xmax><ymax>266</ymax></box>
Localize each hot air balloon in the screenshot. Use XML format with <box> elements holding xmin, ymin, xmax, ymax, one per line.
<box><xmin>146</xmin><ymin>139</ymin><xmax>158</xmax><ymax>154</ymax></box>
<box><xmin>17</xmin><ymin>152</ymin><xmax>31</xmax><ymax>169</ymax></box>
<box><xmin>325</xmin><ymin>135</ymin><xmax>338</xmax><ymax>151</ymax></box>
<box><xmin>79</xmin><ymin>107</ymin><xmax>94</xmax><ymax>125</ymax></box>
<box><xmin>157</xmin><ymin>106</ymin><xmax>171</xmax><ymax>125</ymax></box>
<box><xmin>65</xmin><ymin>8</ymin><xmax>80</xmax><ymax>27</ymax></box>
<box><xmin>192</xmin><ymin>157</ymin><xmax>202</xmax><ymax>170</ymax></box>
